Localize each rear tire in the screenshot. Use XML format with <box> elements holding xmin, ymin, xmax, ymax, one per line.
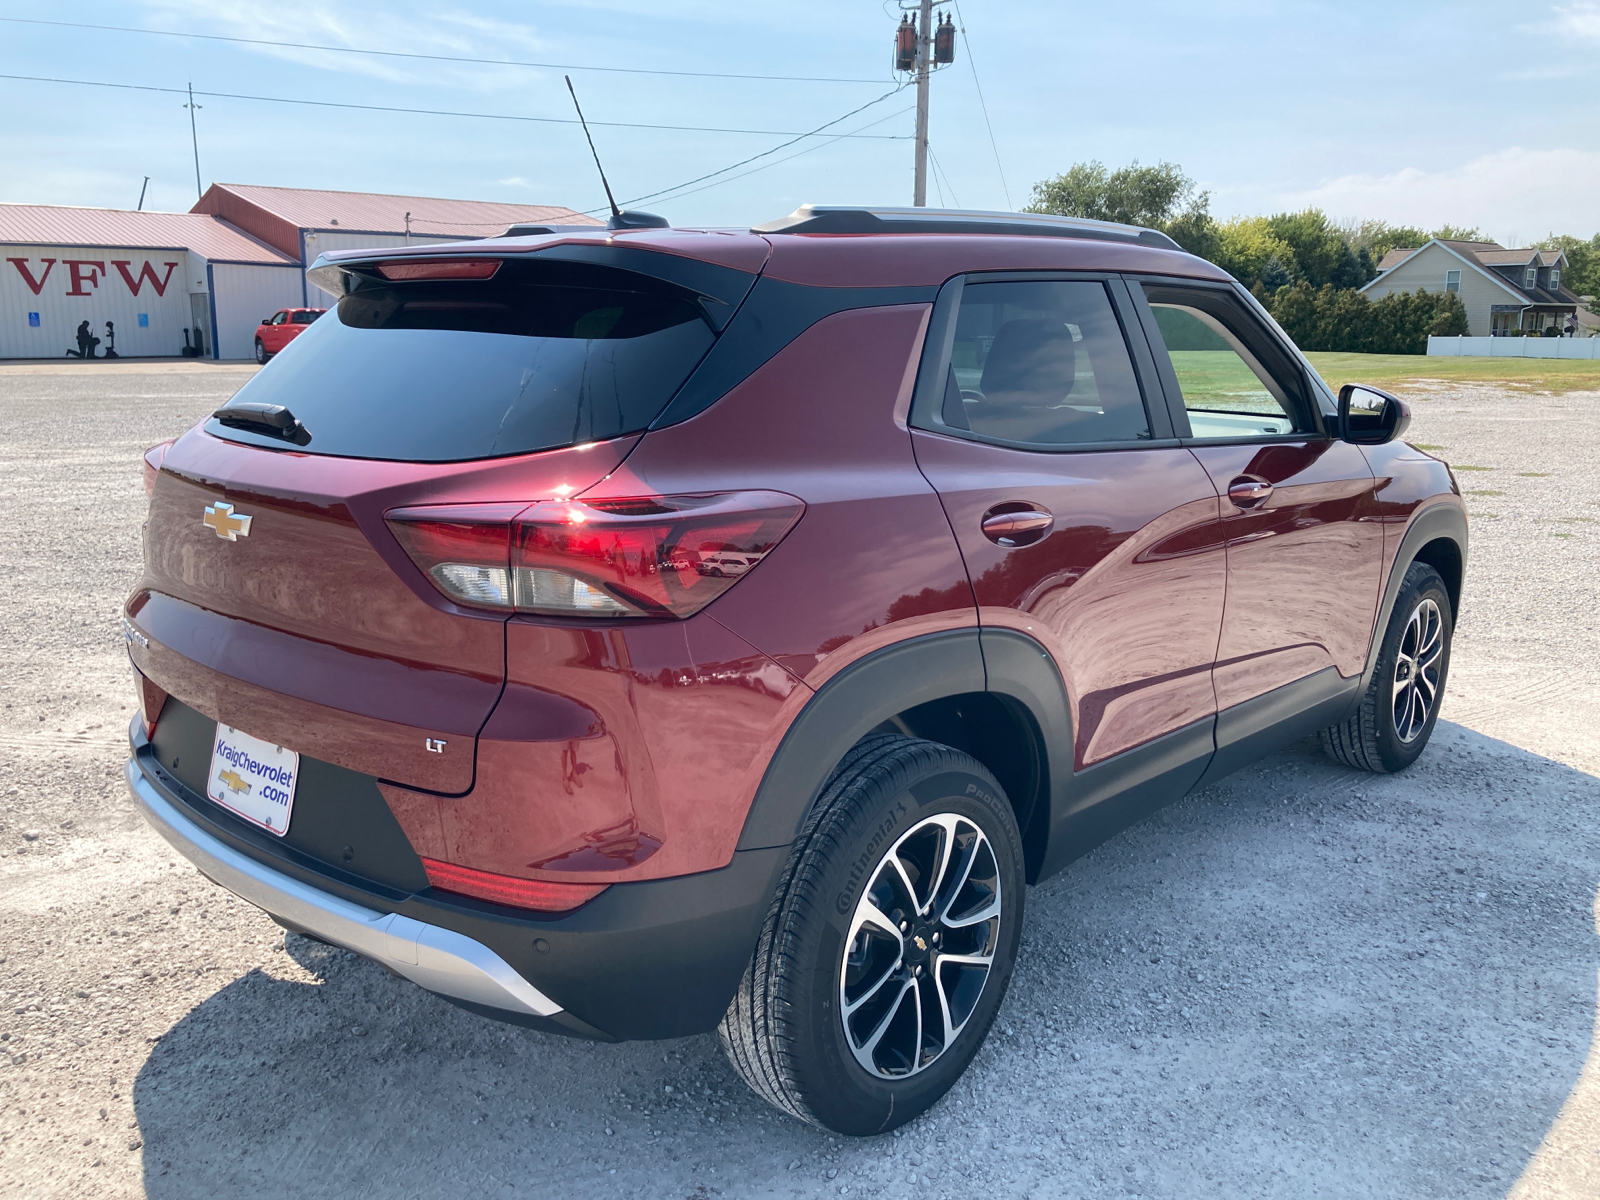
<box><xmin>1320</xmin><ymin>562</ymin><xmax>1452</xmax><ymax>773</ymax></box>
<box><xmin>718</xmin><ymin>734</ymin><xmax>1025</xmax><ymax>1135</ymax></box>
<box><xmin>254</xmin><ymin>339</ymin><xmax>270</xmax><ymax>365</ymax></box>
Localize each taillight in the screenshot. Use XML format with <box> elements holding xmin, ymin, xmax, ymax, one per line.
<box><xmin>143</xmin><ymin>439</ymin><xmax>175</xmax><ymax>496</ymax></box>
<box><xmin>385</xmin><ymin>504</ymin><xmax>522</xmax><ymax>609</ymax></box>
<box><xmin>421</xmin><ymin>858</ymin><xmax>608</xmax><ymax>911</ymax></box>
<box><xmin>131</xmin><ymin>664</ymin><xmax>167</xmax><ymax>738</ymax></box>
<box><xmin>386</xmin><ymin>492</ymin><xmax>803</xmax><ymax>619</ymax></box>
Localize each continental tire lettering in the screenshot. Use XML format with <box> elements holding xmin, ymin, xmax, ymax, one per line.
<box><xmin>835</xmin><ymin>799</ymin><xmax>909</xmax><ymax>914</ymax></box>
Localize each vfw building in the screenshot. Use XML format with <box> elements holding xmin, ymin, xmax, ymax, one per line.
<box><xmin>0</xmin><ymin>184</ymin><xmax>592</xmax><ymax>360</ymax></box>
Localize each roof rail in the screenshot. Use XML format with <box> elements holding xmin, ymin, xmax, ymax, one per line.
<box><xmin>752</xmin><ymin>205</ymin><xmax>1182</xmax><ymax>251</ymax></box>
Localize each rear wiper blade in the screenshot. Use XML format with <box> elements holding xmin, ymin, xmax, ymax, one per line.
<box><xmin>212</xmin><ymin>402</ymin><xmax>311</xmax><ymax>445</ymax></box>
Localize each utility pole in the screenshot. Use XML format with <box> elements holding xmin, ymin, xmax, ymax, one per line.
<box><xmin>184</xmin><ymin>83</ymin><xmax>203</xmax><ymax>201</ymax></box>
<box><xmin>912</xmin><ymin>0</ymin><xmax>933</xmax><ymax>206</ymax></box>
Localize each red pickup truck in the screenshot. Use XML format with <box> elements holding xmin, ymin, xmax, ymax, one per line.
<box><xmin>254</xmin><ymin>308</ymin><xmax>325</xmax><ymax>363</ymax></box>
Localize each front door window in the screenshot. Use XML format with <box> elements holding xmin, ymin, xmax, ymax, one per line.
<box><xmin>1146</xmin><ymin>303</ymin><xmax>1303</xmax><ymax>439</ymax></box>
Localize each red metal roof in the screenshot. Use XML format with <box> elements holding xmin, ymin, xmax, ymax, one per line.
<box><xmin>197</xmin><ymin>184</ymin><xmax>601</xmax><ymax>238</ymax></box>
<box><xmin>0</xmin><ymin>204</ymin><xmax>296</xmax><ymax>264</ymax></box>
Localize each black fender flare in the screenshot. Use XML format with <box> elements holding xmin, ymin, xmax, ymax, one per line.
<box><xmin>1357</xmin><ymin>501</ymin><xmax>1469</xmax><ymax>699</ymax></box>
<box><xmin>735</xmin><ymin>628</ymin><xmax>1075</xmax><ymax>855</ymax></box>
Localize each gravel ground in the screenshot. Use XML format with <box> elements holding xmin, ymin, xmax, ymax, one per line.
<box><xmin>1</xmin><ymin>361</ymin><xmax>1597</xmax><ymax>1199</ymax></box>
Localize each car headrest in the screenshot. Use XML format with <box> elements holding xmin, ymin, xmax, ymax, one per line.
<box><xmin>979</xmin><ymin>318</ymin><xmax>1077</xmax><ymax>400</ymax></box>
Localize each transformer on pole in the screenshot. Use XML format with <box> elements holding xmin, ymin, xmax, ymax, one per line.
<box><xmin>893</xmin><ymin>1</ymin><xmax>956</xmax><ymax>207</ymax></box>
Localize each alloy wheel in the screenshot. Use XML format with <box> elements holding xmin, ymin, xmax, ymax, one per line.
<box><xmin>839</xmin><ymin>813</ymin><xmax>1002</xmax><ymax>1079</ymax></box>
<box><xmin>1392</xmin><ymin>597</ymin><xmax>1444</xmax><ymax>742</ymax></box>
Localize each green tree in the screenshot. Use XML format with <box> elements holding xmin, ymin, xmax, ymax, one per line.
<box><xmin>1264</xmin><ymin>210</ymin><xmax>1348</xmax><ymax>288</ymax></box>
<box><xmin>1536</xmin><ymin>233</ymin><xmax>1600</xmax><ymax>300</ymax></box>
<box><xmin>1430</xmin><ymin>224</ymin><xmax>1485</xmax><ymax>243</ymax></box>
<box><xmin>1025</xmin><ymin>159</ymin><xmax>1207</xmax><ymax>229</ymax></box>
<box><xmin>1211</xmin><ymin>217</ymin><xmax>1299</xmax><ymax>291</ymax></box>
<box><xmin>1339</xmin><ymin>219</ymin><xmax>1429</xmax><ymax>265</ymax></box>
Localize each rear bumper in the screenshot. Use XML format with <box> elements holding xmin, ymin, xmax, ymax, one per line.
<box><xmin>126</xmin><ymin>756</ymin><xmax>565</xmax><ymax>1021</ymax></box>
<box><xmin>124</xmin><ymin>721</ymin><xmax>786</xmax><ymax>1040</ymax></box>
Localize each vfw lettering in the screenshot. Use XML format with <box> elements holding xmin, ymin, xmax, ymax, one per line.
<box><xmin>6</xmin><ymin>257</ymin><xmax>180</xmax><ymax>298</ymax></box>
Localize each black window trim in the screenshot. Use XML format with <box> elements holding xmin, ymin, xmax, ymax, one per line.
<box><xmin>1124</xmin><ymin>275</ymin><xmax>1336</xmax><ymax>446</ymax></box>
<box><xmin>907</xmin><ymin>269</ymin><xmax>1179</xmax><ymax>455</ymax></box>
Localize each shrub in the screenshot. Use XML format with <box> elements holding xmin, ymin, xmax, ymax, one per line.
<box><xmin>1265</xmin><ymin>284</ymin><xmax>1468</xmax><ymax>354</ymax></box>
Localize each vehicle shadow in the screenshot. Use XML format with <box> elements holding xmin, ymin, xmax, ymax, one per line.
<box><xmin>132</xmin><ymin>719</ymin><xmax>1600</xmax><ymax>1199</ymax></box>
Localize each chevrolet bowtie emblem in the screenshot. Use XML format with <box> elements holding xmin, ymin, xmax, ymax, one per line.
<box><xmin>203</xmin><ymin>501</ymin><xmax>252</xmax><ymax>541</ymax></box>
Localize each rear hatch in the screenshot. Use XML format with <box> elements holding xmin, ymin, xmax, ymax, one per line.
<box><xmin>127</xmin><ymin>238</ymin><xmax>762</xmax><ymax>794</ymax></box>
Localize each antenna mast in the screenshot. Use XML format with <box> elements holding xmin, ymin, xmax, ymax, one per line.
<box><xmin>565</xmin><ymin>75</ymin><xmax>621</xmax><ymax>223</ymax></box>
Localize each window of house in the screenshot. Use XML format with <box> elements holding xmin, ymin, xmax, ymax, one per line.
<box><xmin>1525</xmin><ymin>266</ymin><xmax>1538</xmax><ymax>289</ymax></box>
<box><xmin>935</xmin><ymin>280</ymin><xmax>1151</xmax><ymax>447</ymax></box>
<box><xmin>1551</xmin><ymin>269</ymin><xmax>1562</xmax><ymax>291</ymax></box>
<box><xmin>1445</xmin><ymin>270</ymin><xmax>1461</xmax><ymax>294</ymax></box>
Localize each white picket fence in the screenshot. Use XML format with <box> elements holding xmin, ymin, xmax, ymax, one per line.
<box><xmin>1428</xmin><ymin>336</ymin><xmax>1600</xmax><ymax>359</ymax></box>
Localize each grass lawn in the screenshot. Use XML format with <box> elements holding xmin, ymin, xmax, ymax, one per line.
<box><xmin>1304</xmin><ymin>352</ymin><xmax>1600</xmax><ymax>394</ymax></box>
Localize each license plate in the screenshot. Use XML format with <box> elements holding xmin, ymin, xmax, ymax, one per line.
<box><xmin>205</xmin><ymin>724</ymin><xmax>300</xmax><ymax>837</ymax></box>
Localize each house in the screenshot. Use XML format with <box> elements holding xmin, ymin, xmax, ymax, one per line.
<box><xmin>1361</xmin><ymin>239</ymin><xmax>1584</xmax><ymax>336</ymax></box>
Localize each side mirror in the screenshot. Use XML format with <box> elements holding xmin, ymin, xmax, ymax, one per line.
<box><xmin>261</xmin><ymin>317</ymin><xmax>272</xmax><ymax>325</ymax></box>
<box><xmin>1338</xmin><ymin>383</ymin><xmax>1411</xmax><ymax>445</ymax></box>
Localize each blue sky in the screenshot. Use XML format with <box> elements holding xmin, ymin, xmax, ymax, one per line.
<box><xmin>2</xmin><ymin>1</ymin><xmax>1596</xmax><ymax>242</ymax></box>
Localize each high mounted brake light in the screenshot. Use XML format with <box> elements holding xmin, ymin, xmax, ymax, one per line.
<box><xmin>386</xmin><ymin>492</ymin><xmax>804</xmax><ymax>619</ymax></box>
<box><xmin>374</xmin><ymin>259</ymin><xmax>502</xmax><ymax>281</ymax></box>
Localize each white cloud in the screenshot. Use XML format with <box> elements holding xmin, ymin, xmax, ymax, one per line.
<box><xmin>1552</xmin><ymin>1</ymin><xmax>1600</xmax><ymax>42</ymax></box>
<box><xmin>137</xmin><ymin>0</ymin><xmax>554</xmax><ymax>90</ymax></box>
<box><xmin>1270</xmin><ymin>148</ymin><xmax>1600</xmax><ymax>241</ymax></box>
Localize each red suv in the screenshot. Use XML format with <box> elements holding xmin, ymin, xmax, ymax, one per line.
<box><xmin>125</xmin><ymin>206</ymin><xmax>1466</xmax><ymax>1135</ymax></box>
<box><xmin>253</xmin><ymin>307</ymin><xmax>326</xmax><ymax>363</ymax></box>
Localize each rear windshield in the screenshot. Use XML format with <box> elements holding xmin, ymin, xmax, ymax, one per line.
<box><xmin>210</xmin><ymin>259</ymin><xmax>716</xmax><ymax>461</ymax></box>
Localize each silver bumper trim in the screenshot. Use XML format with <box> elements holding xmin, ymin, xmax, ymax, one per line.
<box><xmin>124</xmin><ymin>757</ymin><xmax>563</xmax><ymax>1019</ymax></box>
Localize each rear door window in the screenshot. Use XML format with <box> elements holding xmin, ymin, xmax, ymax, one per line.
<box><xmin>937</xmin><ymin>280</ymin><xmax>1151</xmax><ymax>447</ymax></box>
<box><xmin>211</xmin><ymin>259</ymin><xmax>718</xmax><ymax>462</ymax></box>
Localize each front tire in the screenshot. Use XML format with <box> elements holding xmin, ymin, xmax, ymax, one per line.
<box><xmin>254</xmin><ymin>339</ymin><xmax>270</xmax><ymax>365</ymax></box>
<box><xmin>1321</xmin><ymin>562</ymin><xmax>1452</xmax><ymax>772</ymax></box>
<box><xmin>719</xmin><ymin>734</ymin><xmax>1025</xmax><ymax>1135</ymax></box>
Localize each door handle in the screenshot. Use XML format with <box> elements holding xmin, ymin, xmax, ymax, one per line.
<box><xmin>981</xmin><ymin>505</ymin><xmax>1054</xmax><ymax>547</ymax></box>
<box><xmin>1226</xmin><ymin>475</ymin><xmax>1273</xmax><ymax>509</ymax></box>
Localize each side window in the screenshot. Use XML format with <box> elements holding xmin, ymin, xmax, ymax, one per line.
<box><xmin>939</xmin><ymin>280</ymin><xmax>1151</xmax><ymax>447</ymax></box>
<box><xmin>1142</xmin><ymin>287</ymin><xmax>1315</xmax><ymax>440</ymax></box>
<box><xmin>270</xmin><ymin>312</ymin><xmax>288</xmax><ymax>325</ymax></box>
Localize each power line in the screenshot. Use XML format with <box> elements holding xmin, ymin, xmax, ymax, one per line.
<box><xmin>951</xmin><ymin>0</ymin><xmax>1012</xmax><ymax>210</ymax></box>
<box><xmin>623</xmin><ymin>104</ymin><xmax>917</xmax><ymax>210</ymax></box>
<box><xmin>0</xmin><ymin>74</ymin><xmax>909</xmax><ymax>139</ymax></box>
<box><xmin>600</xmin><ymin>82</ymin><xmax>911</xmax><ymax>212</ymax></box>
<box><xmin>928</xmin><ymin>145</ymin><xmax>961</xmax><ymax>208</ymax></box>
<box><xmin>0</xmin><ymin>16</ymin><xmax>888</xmax><ymax>86</ymax></box>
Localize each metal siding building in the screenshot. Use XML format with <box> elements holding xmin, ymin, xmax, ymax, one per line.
<box><xmin>0</xmin><ymin>242</ymin><xmax>201</xmax><ymax>359</ymax></box>
<box><xmin>211</xmin><ymin>263</ymin><xmax>307</xmax><ymax>359</ymax></box>
<box><xmin>1</xmin><ymin>186</ymin><xmax>595</xmax><ymax>360</ymax></box>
